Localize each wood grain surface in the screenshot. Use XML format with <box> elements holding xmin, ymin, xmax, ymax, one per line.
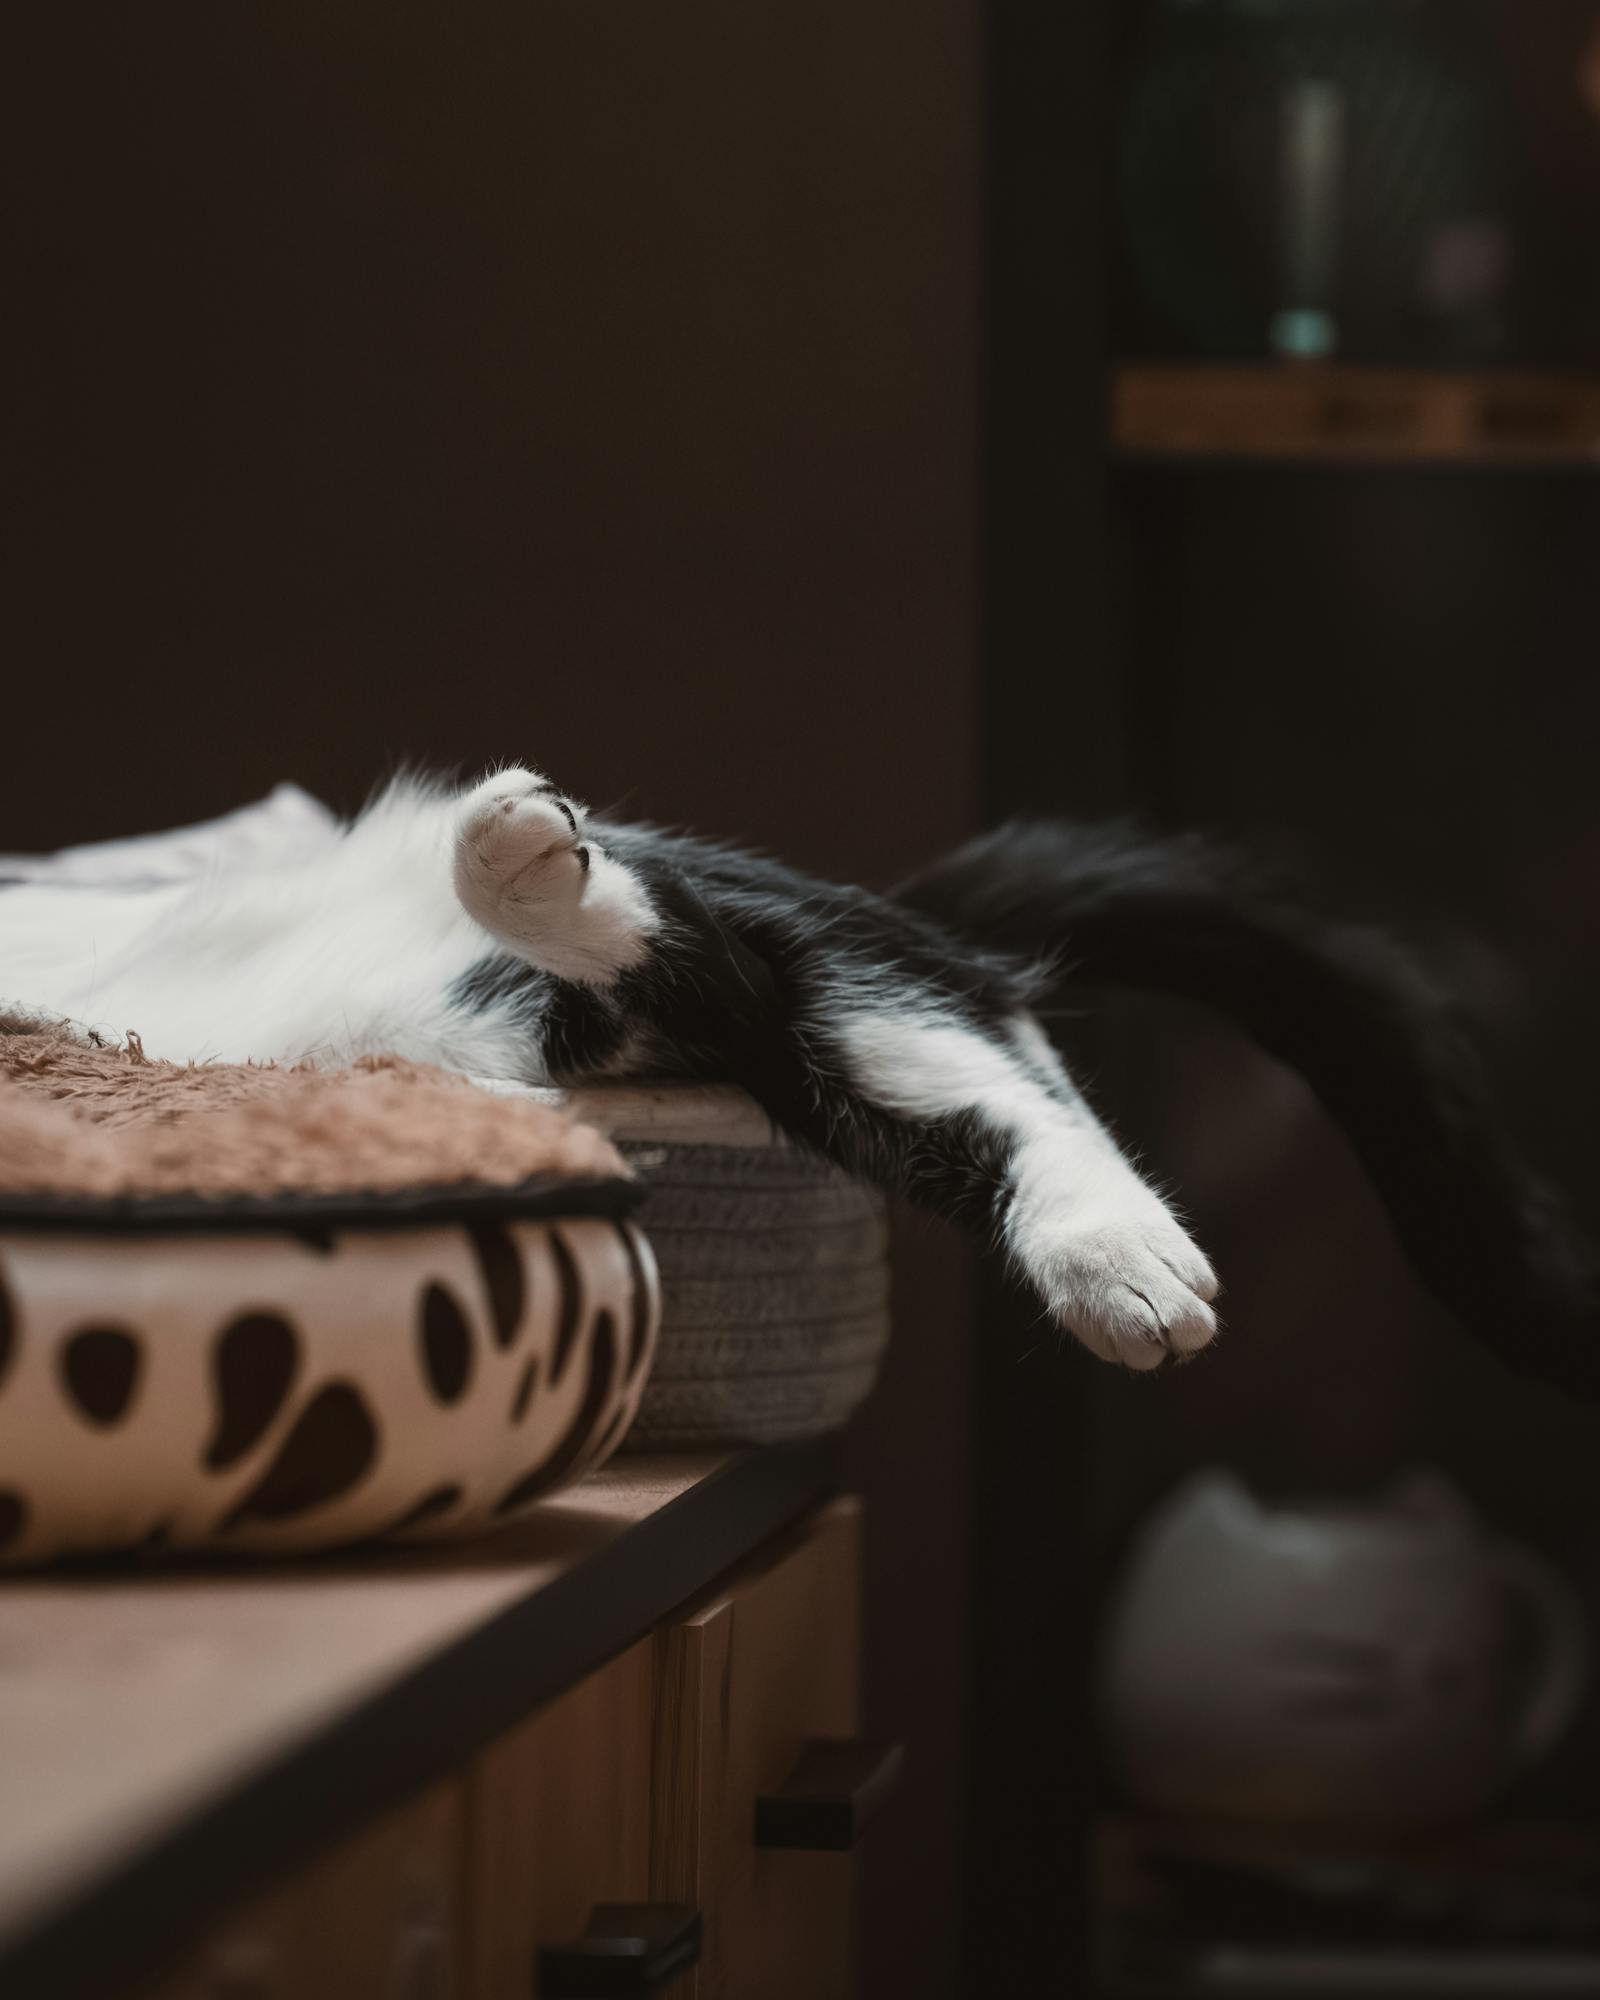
<box><xmin>652</xmin><ymin>1498</ymin><xmax>862</xmax><ymax>1999</ymax></box>
<box><xmin>0</xmin><ymin>1457</ymin><xmax>725</xmax><ymax>1955</ymax></box>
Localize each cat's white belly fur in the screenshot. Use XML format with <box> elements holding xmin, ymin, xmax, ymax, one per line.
<box><xmin>1</xmin><ymin>793</ymin><xmax>533</xmax><ymax>1078</ymax></box>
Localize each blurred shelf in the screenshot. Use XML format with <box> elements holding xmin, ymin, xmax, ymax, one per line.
<box><xmin>1113</xmin><ymin>364</ymin><xmax>1600</xmax><ymax>468</ymax></box>
<box><xmin>1093</xmin><ymin>1814</ymin><xmax>1600</xmax><ymax>2000</ymax></box>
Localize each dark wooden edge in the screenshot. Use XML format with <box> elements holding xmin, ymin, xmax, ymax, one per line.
<box><xmin>754</xmin><ymin>1739</ymin><xmax>906</xmax><ymax>1851</ymax></box>
<box><xmin>539</xmin><ymin>1904</ymin><xmax>703</xmax><ymax>1997</ymax></box>
<box><xmin>975</xmin><ymin>0</ymin><xmax>1116</xmax><ymax>1983</ymax></box>
<box><xmin>0</xmin><ymin>1171</ymin><xmax>644</xmax><ymax>1233</ymax></box>
<box><xmin>0</xmin><ymin>1439</ymin><xmax>843</xmax><ymax>2000</ymax></box>
<box><xmin>1111</xmin><ymin>440</ymin><xmax>1600</xmax><ymax>474</ymax></box>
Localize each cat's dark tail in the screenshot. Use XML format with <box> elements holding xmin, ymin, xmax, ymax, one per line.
<box><xmin>896</xmin><ymin>820</ymin><xmax>1600</xmax><ymax>1400</ymax></box>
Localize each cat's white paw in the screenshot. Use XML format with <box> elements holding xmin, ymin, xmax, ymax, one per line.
<box><xmin>453</xmin><ymin>768</ymin><xmax>656</xmax><ymax>984</ymax></box>
<box><xmin>456</xmin><ymin>768</ymin><xmax>590</xmax><ymax>906</ymax></box>
<box><xmin>1013</xmin><ymin>1187</ymin><xmax>1219</xmax><ymax>1371</ymax></box>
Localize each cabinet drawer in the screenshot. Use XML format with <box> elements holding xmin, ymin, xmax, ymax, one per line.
<box><xmin>137</xmin><ymin>1783</ymin><xmax>464</xmax><ymax>2000</ymax></box>
<box><xmin>465</xmin><ymin>1638</ymin><xmax>654</xmax><ymax>2000</ymax></box>
<box><xmin>651</xmin><ymin>1498</ymin><xmax>862</xmax><ymax>2000</ymax></box>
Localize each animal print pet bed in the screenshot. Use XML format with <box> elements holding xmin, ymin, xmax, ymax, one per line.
<box><xmin>0</xmin><ymin>1016</ymin><xmax>659</xmax><ymax>1564</ymax></box>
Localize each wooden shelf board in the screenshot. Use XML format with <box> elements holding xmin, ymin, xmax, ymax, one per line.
<box><xmin>1114</xmin><ymin>364</ymin><xmax>1600</xmax><ymax>466</ymax></box>
<box><xmin>0</xmin><ymin>1442</ymin><xmax>841</xmax><ymax>1999</ymax></box>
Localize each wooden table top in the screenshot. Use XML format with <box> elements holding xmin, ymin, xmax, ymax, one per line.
<box><xmin>0</xmin><ymin>1442</ymin><xmax>839</xmax><ymax>1997</ymax></box>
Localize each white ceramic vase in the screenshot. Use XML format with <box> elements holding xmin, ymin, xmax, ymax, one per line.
<box><xmin>1098</xmin><ymin>1468</ymin><xmax>1587</xmax><ymax>1828</ymax></box>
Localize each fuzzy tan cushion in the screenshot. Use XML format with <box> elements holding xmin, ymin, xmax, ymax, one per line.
<box><xmin>0</xmin><ymin>1014</ymin><xmax>656</xmax><ymax>1564</ymax></box>
<box><xmin>0</xmin><ymin>1013</ymin><xmax>625</xmax><ymax>1201</ymax></box>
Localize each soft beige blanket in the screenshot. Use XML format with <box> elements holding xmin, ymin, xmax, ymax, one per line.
<box><xmin>0</xmin><ymin>1013</ymin><xmax>623</xmax><ymax>1199</ymax></box>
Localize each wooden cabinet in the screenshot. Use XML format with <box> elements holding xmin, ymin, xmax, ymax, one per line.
<box><xmin>138</xmin><ymin>1784</ymin><xmax>464</xmax><ymax>2000</ymax></box>
<box><xmin>652</xmin><ymin>1499</ymin><xmax>862</xmax><ymax>2000</ymax></box>
<box><xmin>477</xmin><ymin>1499</ymin><xmax>865</xmax><ymax>1999</ymax></box>
<box><xmin>465</xmin><ymin>1640</ymin><xmax>654</xmax><ymax>2000</ymax></box>
<box><xmin>56</xmin><ymin>1479</ymin><xmax>872</xmax><ymax>2000</ymax></box>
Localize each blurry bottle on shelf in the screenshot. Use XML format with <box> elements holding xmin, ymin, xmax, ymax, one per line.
<box><xmin>1269</xmin><ymin>77</ymin><xmax>1343</xmax><ymax>361</ymax></box>
<box><xmin>1119</xmin><ymin>0</ymin><xmax>1514</xmax><ymax>365</ymax></box>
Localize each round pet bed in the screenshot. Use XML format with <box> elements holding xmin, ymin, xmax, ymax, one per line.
<box><xmin>0</xmin><ymin>1020</ymin><xmax>659</xmax><ymax>1564</ymax></box>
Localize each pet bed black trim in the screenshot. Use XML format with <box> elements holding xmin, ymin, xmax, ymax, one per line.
<box><xmin>0</xmin><ymin>1172</ymin><xmax>645</xmax><ymax>1234</ymax></box>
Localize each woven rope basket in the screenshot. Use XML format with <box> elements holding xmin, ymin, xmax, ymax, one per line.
<box><xmin>569</xmin><ymin>1087</ymin><xmax>892</xmax><ymax>1448</ymax></box>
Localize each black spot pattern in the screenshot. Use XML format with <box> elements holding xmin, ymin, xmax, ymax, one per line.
<box><xmin>0</xmin><ymin>1263</ymin><xmax>13</xmax><ymax>1388</ymax></box>
<box><xmin>206</xmin><ymin>1313</ymin><xmax>299</xmax><ymax>1471</ymax></box>
<box><xmin>221</xmin><ymin>1382</ymin><xmax>378</xmax><ymax>1528</ymax></box>
<box><xmin>548</xmin><ymin>1229</ymin><xmax>583</xmax><ymax>1385</ymax></box>
<box><xmin>469</xmin><ymin>1223</ymin><xmax>525</xmax><ymax>1348</ymax></box>
<box><xmin>419</xmin><ymin>1283</ymin><xmax>473</xmax><ymax>1404</ymax></box>
<box><xmin>292</xmin><ymin>1226</ymin><xmax>337</xmax><ymax>1255</ymax></box>
<box><xmin>495</xmin><ymin>1313</ymin><xmax>616</xmax><ymax>1515</ymax></box>
<box><xmin>510</xmin><ymin>1357</ymin><xmax>540</xmax><ymax>1425</ymax></box>
<box><xmin>60</xmin><ymin>1327</ymin><xmax>141</xmax><ymax>1426</ymax></box>
<box><xmin>0</xmin><ymin>1490</ymin><xmax>26</xmax><ymax>1551</ymax></box>
<box><xmin>382</xmin><ymin>1485</ymin><xmax>463</xmax><ymax>1535</ymax></box>
<box><xmin>616</xmin><ymin>1223</ymin><xmax>653</xmax><ymax>1381</ymax></box>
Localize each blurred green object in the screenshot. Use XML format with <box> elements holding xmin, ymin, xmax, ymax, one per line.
<box><xmin>1120</xmin><ymin>0</ymin><xmax>1513</xmax><ymax>361</ymax></box>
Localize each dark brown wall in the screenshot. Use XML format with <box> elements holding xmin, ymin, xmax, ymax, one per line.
<box><xmin>2</xmin><ymin>9</ymin><xmax>980</xmax><ymax>1991</ymax></box>
<box><xmin>3</xmin><ymin>4</ymin><xmax>979</xmax><ymax>879</ymax></box>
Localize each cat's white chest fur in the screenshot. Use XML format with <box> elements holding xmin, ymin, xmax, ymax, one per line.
<box><xmin>1</xmin><ymin>788</ymin><xmax>536</xmax><ymax>1077</ymax></box>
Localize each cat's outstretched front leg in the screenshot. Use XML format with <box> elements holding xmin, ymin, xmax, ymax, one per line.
<box><xmin>583</xmin><ymin>822</ymin><xmax>1219</xmax><ymax>1369</ymax></box>
<box><xmin>471</xmin><ymin>803</ymin><xmax>1219</xmax><ymax>1369</ymax></box>
<box><xmin>453</xmin><ymin>768</ymin><xmax>659</xmax><ymax>985</ymax></box>
<box><xmin>826</xmin><ymin>1005</ymin><xmax>1219</xmax><ymax>1370</ymax></box>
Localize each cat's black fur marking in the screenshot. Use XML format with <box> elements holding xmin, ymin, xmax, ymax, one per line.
<box><xmin>458</xmin><ymin>815</ymin><xmax>1599</xmax><ymax>1400</ymax></box>
<box><xmin>602</xmin><ymin>829</ymin><xmax>1029</xmax><ymax>1232</ymax></box>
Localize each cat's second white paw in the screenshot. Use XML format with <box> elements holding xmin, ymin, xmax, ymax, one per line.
<box><xmin>453</xmin><ymin>768</ymin><xmax>656</xmax><ymax>984</ymax></box>
<box><xmin>1012</xmin><ymin>1183</ymin><xmax>1220</xmax><ymax>1371</ymax></box>
<box><xmin>457</xmin><ymin>768</ymin><xmax>590</xmax><ymax>902</ymax></box>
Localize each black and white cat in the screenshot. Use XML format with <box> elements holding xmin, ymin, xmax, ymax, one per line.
<box><xmin>4</xmin><ymin>767</ymin><xmax>1594</xmax><ymax>1391</ymax></box>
